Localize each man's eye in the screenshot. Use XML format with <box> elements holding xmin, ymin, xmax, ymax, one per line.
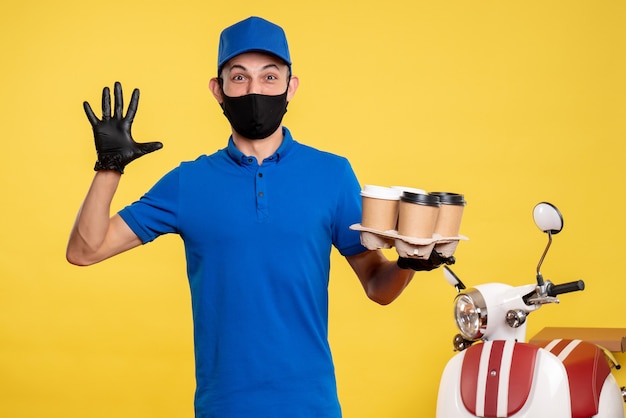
<box><xmin>232</xmin><ymin>75</ymin><xmax>245</xmax><ymax>81</ymax></box>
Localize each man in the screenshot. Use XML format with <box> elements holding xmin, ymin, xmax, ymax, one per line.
<box><xmin>67</xmin><ymin>16</ymin><xmax>445</xmax><ymax>417</ymax></box>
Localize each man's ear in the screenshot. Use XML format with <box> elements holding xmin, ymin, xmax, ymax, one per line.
<box><xmin>209</xmin><ymin>78</ymin><xmax>223</xmax><ymax>103</ymax></box>
<box><xmin>287</xmin><ymin>75</ymin><xmax>299</xmax><ymax>102</ymax></box>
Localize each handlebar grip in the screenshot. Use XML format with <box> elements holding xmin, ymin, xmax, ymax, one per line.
<box><xmin>547</xmin><ymin>280</ymin><xmax>585</xmax><ymax>296</ymax></box>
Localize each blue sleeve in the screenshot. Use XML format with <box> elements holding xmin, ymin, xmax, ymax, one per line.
<box><xmin>118</xmin><ymin>168</ymin><xmax>180</xmax><ymax>244</ymax></box>
<box><xmin>332</xmin><ymin>159</ymin><xmax>368</xmax><ymax>257</ymax></box>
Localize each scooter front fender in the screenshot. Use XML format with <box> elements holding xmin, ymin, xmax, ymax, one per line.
<box><xmin>436</xmin><ymin>343</ymin><xmax>572</xmax><ymax>418</ymax></box>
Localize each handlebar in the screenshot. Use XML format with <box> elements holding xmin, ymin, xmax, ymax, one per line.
<box><xmin>546</xmin><ymin>280</ymin><xmax>585</xmax><ymax>296</ymax></box>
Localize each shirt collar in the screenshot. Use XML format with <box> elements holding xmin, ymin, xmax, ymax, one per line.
<box><xmin>226</xmin><ymin>127</ymin><xmax>295</xmax><ymax>165</ymax></box>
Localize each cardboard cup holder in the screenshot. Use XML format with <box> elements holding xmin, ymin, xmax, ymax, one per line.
<box><xmin>350</xmin><ymin>224</ymin><xmax>468</xmax><ymax>259</ymax></box>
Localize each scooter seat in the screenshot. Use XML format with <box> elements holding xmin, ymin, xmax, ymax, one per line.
<box><xmin>535</xmin><ymin>339</ymin><xmax>611</xmax><ymax>418</ymax></box>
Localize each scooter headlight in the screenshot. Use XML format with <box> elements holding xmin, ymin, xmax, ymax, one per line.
<box><xmin>453</xmin><ymin>289</ymin><xmax>487</xmax><ymax>340</ymax></box>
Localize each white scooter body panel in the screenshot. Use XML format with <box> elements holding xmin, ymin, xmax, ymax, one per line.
<box><xmin>595</xmin><ymin>373</ymin><xmax>624</xmax><ymax>418</ymax></box>
<box><xmin>437</xmin><ymin>346</ymin><xmax>572</xmax><ymax>418</ymax></box>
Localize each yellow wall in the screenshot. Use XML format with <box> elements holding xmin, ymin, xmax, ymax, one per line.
<box><xmin>2</xmin><ymin>1</ymin><xmax>625</xmax><ymax>417</ymax></box>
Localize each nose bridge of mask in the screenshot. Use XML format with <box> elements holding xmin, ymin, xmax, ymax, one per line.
<box><xmin>250</xmin><ymin>93</ymin><xmax>262</xmax><ymax>120</ymax></box>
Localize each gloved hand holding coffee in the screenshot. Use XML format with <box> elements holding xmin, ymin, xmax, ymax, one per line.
<box><xmin>397</xmin><ymin>250</ymin><xmax>455</xmax><ymax>271</ymax></box>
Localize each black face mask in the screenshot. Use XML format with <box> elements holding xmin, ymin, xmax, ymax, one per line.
<box><xmin>220</xmin><ymin>90</ymin><xmax>288</xmax><ymax>140</ymax></box>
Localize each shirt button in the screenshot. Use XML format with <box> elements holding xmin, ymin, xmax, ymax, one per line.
<box><xmin>248</xmin><ymin>158</ymin><xmax>253</xmax><ymax>163</ymax></box>
<box><xmin>258</xmin><ymin>173</ymin><xmax>263</xmax><ymax>178</ymax></box>
<box><xmin>258</xmin><ymin>192</ymin><xmax>264</xmax><ymax>197</ymax></box>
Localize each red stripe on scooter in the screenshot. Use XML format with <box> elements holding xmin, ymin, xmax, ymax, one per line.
<box><xmin>508</xmin><ymin>343</ymin><xmax>539</xmax><ymax>415</ymax></box>
<box><xmin>461</xmin><ymin>343</ymin><xmax>484</xmax><ymax>413</ymax></box>
<box><xmin>544</xmin><ymin>339</ymin><xmax>570</xmax><ymax>356</ymax></box>
<box><xmin>484</xmin><ymin>340</ymin><xmax>505</xmax><ymax>417</ymax></box>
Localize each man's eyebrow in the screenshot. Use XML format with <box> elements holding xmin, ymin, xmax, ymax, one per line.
<box><xmin>260</xmin><ymin>63</ymin><xmax>281</xmax><ymax>71</ymax></box>
<box><xmin>227</xmin><ymin>64</ymin><xmax>247</xmax><ymax>72</ymax></box>
<box><xmin>226</xmin><ymin>63</ymin><xmax>281</xmax><ymax>73</ymax></box>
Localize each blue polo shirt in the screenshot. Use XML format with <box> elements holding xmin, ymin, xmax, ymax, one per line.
<box><xmin>119</xmin><ymin>127</ymin><xmax>367</xmax><ymax>417</ymax></box>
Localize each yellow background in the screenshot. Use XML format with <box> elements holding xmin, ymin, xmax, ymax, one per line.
<box><xmin>2</xmin><ymin>1</ymin><xmax>625</xmax><ymax>417</ymax></box>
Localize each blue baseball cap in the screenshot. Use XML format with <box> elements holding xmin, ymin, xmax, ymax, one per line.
<box><xmin>217</xmin><ymin>16</ymin><xmax>292</xmax><ymax>74</ymax></box>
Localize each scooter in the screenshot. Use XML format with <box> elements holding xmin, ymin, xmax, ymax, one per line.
<box><xmin>436</xmin><ymin>202</ymin><xmax>626</xmax><ymax>418</ymax></box>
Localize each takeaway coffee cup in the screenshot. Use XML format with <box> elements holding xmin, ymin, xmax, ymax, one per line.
<box><xmin>430</xmin><ymin>192</ymin><xmax>466</xmax><ymax>237</ymax></box>
<box><xmin>397</xmin><ymin>192</ymin><xmax>441</xmax><ymax>238</ymax></box>
<box><xmin>360</xmin><ymin>185</ymin><xmax>401</xmax><ymax>231</ymax></box>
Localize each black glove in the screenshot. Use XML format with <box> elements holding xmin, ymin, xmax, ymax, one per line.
<box><xmin>83</xmin><ymin>81</ymin><xmax>163</xmax><ymax>173</ymax></box>
<box><xmin>397</xmin><ymin>250</ymin><xmax>455</xmax><ymax>271</ymax></box>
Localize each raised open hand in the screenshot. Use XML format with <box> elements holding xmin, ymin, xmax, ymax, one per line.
<box><xmin>83</xmin><ymin>81</ymin><xmax>163</xmax><ymax>173</ymax></box>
